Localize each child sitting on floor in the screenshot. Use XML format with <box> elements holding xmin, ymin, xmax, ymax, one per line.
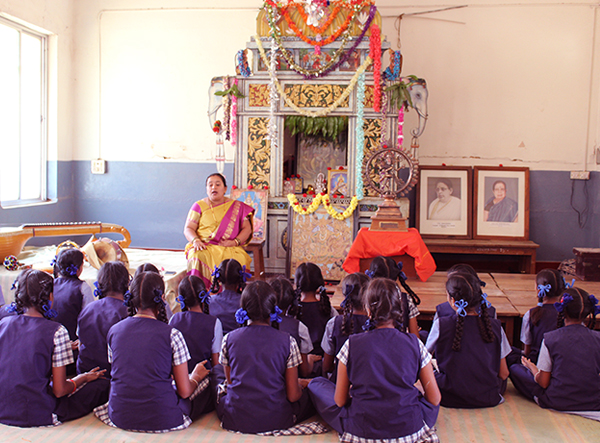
<box><xmin>209</xmin><ymin>258</ymin><xmax>247</xmax><ymax>334</ymax></box>
<box><xmin>426</xmin><ymin>272</ymin><xmax>511</xmax><ymax>408</ymax></box>
<box><xmin>510</xmin><ymin>287</ymin><xmax>600</xmax><ymax>420</ymax></box>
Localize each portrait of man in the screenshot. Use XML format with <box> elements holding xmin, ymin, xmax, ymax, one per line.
<box><xmin>483</xmin><ymin>179</ymin><xmax>518</xmax><ymax>222</ymax></box>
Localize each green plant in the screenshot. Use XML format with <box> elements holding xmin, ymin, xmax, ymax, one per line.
<box><xmin>284</xmin><ymin>115</ymin><xmax>348</xmax><ymax>140</ymax></box>
<box><xmin>386</xmin><ymin>75</ymin><xmax>418</xmax><ymax>111</ymax></box>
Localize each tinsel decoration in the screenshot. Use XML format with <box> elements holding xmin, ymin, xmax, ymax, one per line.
<box><xmin>231</xmin><ymin>78</ymin><xmax>238</xmax><ymax>147</ymax></box>
<box><xmin>370</xmin><ymin>24</ymin><xmax>381</xmax><ymax>113</ymax></box>
<box><xmin>267</xmin><ymin>37</ymin><xmax>279</xmax><ymax>153</ymax></box>
<box><xmin>355</xmin><ymin>71</ymin><xmax>366</xmax><ymax>200</ymax></box>
<box><xmin>222</xmin><ymin>76</ymin><xmax>231</xmax><ymax>141</ymax></box>
<box><xmin>398</xmin><ymin>107</ymin><xmax>404</xmax><ymax>147</ymax></box>
<box><xmin>379</xmin><ymin>79</ymin><xmax>388</xmax><ymax>148</ymax></box>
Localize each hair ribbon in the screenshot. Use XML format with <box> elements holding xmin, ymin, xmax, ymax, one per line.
<box><xmin>93</xmin><ymin>281</ymin><xmax>102</xmax><ymax>298</ymax></box>
<box><xmin>589</xmin><ymin>294</ymin><xmax>600</xmax><ymax>316</ymax></box>
<box><xmin>235</xmin><ymin>308</ymin><xmax>250</xmax><ymax>325</ymax></box>
<box><xmin>176</xmin><ymin>295</ymin><xmax>186</xmax><ymax>310</ymax></box>
<box><xmin>50</xmin><ymin>256</ymin><xmax>57</xmax><ymax>267</ymax></box>
<box><xmin>565</xmin><ymin>278</ymin><xmax>575</xmax><ymax>289</ymax></box>
<box><xmin>396</xmin><ymin>261</ymin><xmax>407</xmax><ymax>281</ymax></box>
<box><xmin>122</xmin><ymin>290</ymin><xmax>132</xmax><ymax>306</ymax></box>
<box><xmin>65</xmin><ymin>264</ymin><xmax>79</xmax><ymax>277</ymax></box>
<box><xmin>42</xmin><ymin>301</ymin><xmax>58</xmax><ymax>319</ymax></box>
<box><xmin>481</xmin><ymin>293</ymin><xmax>492</xmax><ymax>308</ymax></box>
<box><xmin>270</xmin><ymin>305</ymin><xmax>283</xmax><ymax>323</ymax></box>
<box><xmin>239</xmin><ymin>265</ymin><xmax>252</xmax><ymax>283</ymax></box>
<box><xmin>365</xmin><ymin>270</ymin><xmax>374</xmax><ymax>279</ymax></box>
<box><xmin>537</xmin><ymin>284</ymin><xmax>551</xmax><ymax>298</ymax></box>
<box><xmin>211</xmin><ymin>266</ymin><xmax>221</xmax><ymax>279</ymax></box>
<box><xmin>554</xmin><ymin>294</ymin><xmax>573</xmax><ymax>313</ymax></box>
<box><xmin>5</xmin><ymin>302</ymin><xmax>18</xmax><ymax>314</ymax></box>
<box><xmin>11</xmin><ymin>279</ymin><xmax>18</xmax><ymax>291</ymax></box>
<box><xmin>362</xmin><ymin>318</ymin><xmax>376</xmax><ymax>331</ymax></box>
<box><xmin>153</xmin><ymin>288</ymin><xmax>165</xmax><ymax>307</ymax></box>
<box><xmin>455</xmin><ymin>299</ymin><xmax>468</xmax><ymax>317</ymax></box>
<box><xmin>198</xmin><ymin>290</ymin><xmax>210</xmax><ymax>305</ymax></box>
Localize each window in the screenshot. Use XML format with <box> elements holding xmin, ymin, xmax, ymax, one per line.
<box><xmin>0</xmin><ymin>15</ymin><xmax>49</xmax><ymax>206</ymax></box>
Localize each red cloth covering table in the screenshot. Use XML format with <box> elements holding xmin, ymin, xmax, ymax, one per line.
<box><xmin>342</xmin><ymin>228</ymin><xmax>437</xmax><ymax>281</ymax></box>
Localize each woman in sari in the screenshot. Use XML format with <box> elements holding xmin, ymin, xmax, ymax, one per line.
<box><xmin>184</xmin><ymin>173</ymin><xmax>254</xmax><ymax>287</ymax></box>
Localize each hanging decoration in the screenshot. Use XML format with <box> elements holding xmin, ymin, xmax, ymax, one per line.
<box><xmin>382</xmin><ymin>50</ymin><xmax>402</xmax><ymax>81</ymax></box>
<box><xmin>267</xmin><ymin>37</ymin><xmax>280</xmax><ymax>153</ymax></box>
<box><xmin>397</xmin><ymin>106</ymin><xmax>404</xmax><ymax>147</ymax></box>
<box><xmin>213</xmin><ymin>120</ymin><xmax>225</xmax><ymax>174</ymax></box>
<box><xmin>236</xmin><ymin>49</ymin><xmax>252</xmax><ymax>77</ymax></box>
<box><xmin>285</xmin><ymin>115</ymin><xmax>348</xmax><ymax>140</ymax></box>
<box><xmin>378</xmin><ymin>79</ymin><xmax>388</xmax><ymax>148</ymax></box>
<box><xmin>230</xmin><ymin>78</ymin><xmax>238</xmax><ymax>146</ymax></box>
<box><xmin>369</xmin><ymin>24</ymin><xmax>381</xmax><ymax>113</ymax></box>
<box><xmin>355</xmin><ymin>71</ymin><xmax>366</xmax><ymax>200</ymax></box>
<box><xmin>256</xmin><ymin>36</ymin><xmax>372</xmax><ymax>118</ymax></box>
<box><xmin>221</xmin><ymin>76</ymin><xmax>231</xmax><ymax>141</ymax></box>
<box><xmin>287</xmin><ymin>193</ymin><xmax>359</xmax><ymax>221</ymax></box>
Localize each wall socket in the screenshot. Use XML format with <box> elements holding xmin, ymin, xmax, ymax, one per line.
<box><xmin>570</xmin><ymin>170</ymin><xmax>590</xmax><ymax>180</ymax></box>
<box><xmin>91</xmin><ymin>159</ymin><xmax>106</xmax><ymax>174</ymax></box>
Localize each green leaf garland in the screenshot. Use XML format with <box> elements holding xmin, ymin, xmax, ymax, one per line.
<box><xmin>284</xmin><ymin>116</ymin><xmax>349</xmax><ymax>140</ymax></box>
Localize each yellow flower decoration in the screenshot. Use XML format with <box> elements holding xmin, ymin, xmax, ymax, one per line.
<box><xmin>288</xmin><ymin>193</ymin><xmax>358</xmax><ymax>220</ymax></box>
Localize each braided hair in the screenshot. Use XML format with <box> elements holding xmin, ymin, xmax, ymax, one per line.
<box><xmin>96</xmin><ymin>261</ymin><xmax>130</xmax><ymax>299</ymax></box>
<box><xmin>210</xmin><ymin>259</ymin><xmax>245</xmax><ymax>294</ymax></box>
<box><xmin>128</xmin><ymin>271</ymin><xmax>168</xmax><ymax>323</ymax></box>
<box><xmin>446</xmin><ymin>272</ymin><xmax>495</xmax><ymax>351</ymax></box>
<box><xmin>178</xmin><ymin>275</ymin><xmax>210</xmax><ymax>314</ymax></box>
<box><xmin>363</xmin><ymin>278</ymin><xmax>407</xmax><ymax>332</ymax></box>
<box><xmin>368</xmin><ymin>256</ymin><xmax>420</xmax><ymax>306</ymax></box>
<box><xmin>10</xmin><ymin>269</ymin><xmax>54</xmax><ymax>317</ymax></box>
<box><xmin>239</xmin><ymin>281</ymin><xmax>280</xmax><ymax>329</ymax></box>
<box><xmin>340</xmin><ymin>273</ymin><xmax>369</xmax><ymax>336</ymax></box>
<box><xmin>53</xmin><ymin>248</ymin><xmax>84</xmax><ymax>279</ymax></box>
<box><xmin>555</xmin><ymin>287</ymin><xmax>597</xmax><ymax>329</ymax></box>
<box><xmin>269</xmin><ymin>276</ymin><xmax>300</xmax><ymax>317</ymax></box>
<box><xmin>294</xmin><ymin>262</ymin><xmax>331</xmax><ymax>318</ymax></box>
<box><xmin>531</xmin><ymin>269</ymin><xmax>564</xmax><ymax>326</ymax></box>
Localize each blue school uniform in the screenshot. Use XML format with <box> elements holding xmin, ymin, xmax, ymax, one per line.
<box><xmin>217</xmin><ymin>325</ymin><xmax>305</xmax><ymax>433</ymax></box>
<box><xmin>53</xmin><ymin>277</ymin><xmax>87</xmax><ymax>341</ymax></box>
<box><xmin>521</xmin><ymin>304</ymin><xmax>557</xmax><ymax>363</ymax></box>
<box><xmin>168</xmin><ymin>311</ymin><xmax>219</xmax><ymax>371</ymax></box>
<box><xmin>299</xmin><ymin>301</ymin><xmax>334</xmax><ymax>356</ymax></box>
<box><xmin>436</xmin><ymin>300</ymin><xmax>497</xmax><ymax>319</ymax></box>
<box><xmin>210</xmin><ymin>289</ymin><xmax>241</xmax><ymax>333</ymax></box>
<box><xmin>434</xmin><ymin>314</ymin><xmax>507</xmax><ymax>408</ymax></box>
<box><xmin>107</xmin><ymin>317</ymin><xmax>191</xmax><ymax>431</ymax></box>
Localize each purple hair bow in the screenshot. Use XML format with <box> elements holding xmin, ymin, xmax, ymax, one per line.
<box><xmin>239</xmin><ymin>265</ymin><xmax>252</xmax><ymax>283</ymax></box>
<box><xmin>554</xmin><ymin>294</ymin><xmax>573</xmax><ymax>313</ymax></box>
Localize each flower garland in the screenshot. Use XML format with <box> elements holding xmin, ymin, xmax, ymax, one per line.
<box><xmin>230</xmin><ymin>78</ymin><xmax>238</xmax><ymax>146</ymax></box>
<box><xmin>282</xmin><ymin>4</ymin><xmax>354</xmax><ymax>49</ymax></box>
<box><xmin>222</xmin><ymin>76</ymin><xmax>231</xmax><ymax>141</ymax></box>
<box><xmin>236</xmin><ymin>49</ymin><xmax>251</xmax><ymax>77</ymax></box>
<box><xmin>369</xmin><ymin>24</ymin><xmax>381</xmax><ymax>112</ymax></box>
<box><xmin>292</xmin><ymin>3</ymin><xmax>342</xmax><ymax>35</ymax></box>
<box><xmin>256</xmin><ymin>35</ymin><xmax>372</xmax><ymax>117</ymax></box>
<box><xmin>355</xmin><ymin>71</ymin><xmax>365</xmax><ymax>200</ymax></box>
<box><xmin>383</xmin><ymin>50</ymin><xmax>401</xmax><ymax>81</ymax></box>
<box><xmin>263</xmin><ymin>4</ymin><xmax>377</xmax><ymax>80</ymax></box>
<box><xmin>288</xmin><ymin>193</ymin><xmax>359</xmax><ymax>220</ymax></box>
<box><xmin>397</xmin><ymin>106</ymin><xmax>404</xmax><ymax>147</ymax></box>
<box><xmin>267</xmin><ymin>37</ymin><xmax>280</xmax><ymax>151</ymax></box>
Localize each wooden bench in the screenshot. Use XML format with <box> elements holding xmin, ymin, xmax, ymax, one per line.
<box><xmin>424</xmin><ymin>238</ymin><xmax>539</xmax><ymax>274</ymax></box>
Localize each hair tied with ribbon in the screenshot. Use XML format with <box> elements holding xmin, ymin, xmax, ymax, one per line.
<box><xmin>235</xmin><ymin>308</ymin><xmax>250</xmax><ymax>325</ymax></box>
<box><xmin>565</xmin><ymin>278</ymin><xmax>575</xmax><ymax>289</ymax></box>
<box><xmin>93</xmin><ymin>281</ymin><xmax>102</xmax><ymax>298</ymax></box>
<box><xmin>270</xmin><ymin>305</ymin><xmax>283</xmax><ymax>323</ymax></box>
<box><xmin>65</xmin><ymin>264</ymin><xmax>79</xmax><ymax>277</ymax></box>
<box><xmin>554</xmin><ymin>294</ymin><xmax>573</xmax><ymax>313</ymax></box>
<box><xmin>211</xmin><ymin>266</ymin><xmax>221</xmax><ymax>280</ymax></box>
<box><xmin>198</xmin><ymin>290</ymin><xmax>210</xmax><ymax>305</ymax></box>
<box><xmin>455</xmin><ymin>299</ymin><xmax>469</xmax><ymax>317</ymax></box>
<box><xmin>589</xmin><ymin>294</ymin><xmax>600</xmax><ymax>316</ymax></box>
<box><xmin>239</xmin><ymin>265</ymin><xmax>252</xmax><ymax>283</ymax></box>
<box><xmin>481</xmin><ymin>293</ymin><xmax>492</xmax><ymax>309</ymax></box>
<box><xmin>537</xmin><ymin>284</ymin><xmax>551</xmax><ymax>298</ymax></box>
<box><xmin>362</xmin><ymin>318</ymin><xmax>376</xmax><ymax>331</ymax></box>
<box><xmin>396</xmin><ymin>261</ymin><xmax>407</xmax><ymax>281</ymax></box>
<box><xmin>50</xmin><ymin>256</ymin><xmax>57</xmax><ymax>267</ymax></box>
<box><xmin>42</xmin><ymin>301</ymin><xmax>58</xmax><ymax>319</ymax></box>
<box><xmin>5</xmin><ymin>302</ymin><xmax>18</xmax><ymax>314</ymax></box>
<box><xmin>176</xmin><ymin>295</ymin><xmax>186</xmax><ymax>310</ymax></box>
<box><xmin>11</xmin><ymin>279</ymin><xmax>18</xmax><ymax>291</ymax></box>
<box><xmin>365</xmin><ymin>270</ymin><xmax>374</xmax><ymax>279</ymax></box>
<box><xmin>122</xmin><ymin>290</ymin><xmax>132</xmax><ymax>307</ymax></box>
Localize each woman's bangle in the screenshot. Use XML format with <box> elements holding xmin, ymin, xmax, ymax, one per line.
<box><xmin>234</xmin><ymin>238</ymin><xmax>240</xmax><ymax>246</ymax></box>
<box><xmin>190</xmin><ymin>377</ymin><xmax>199</xmax><ymax>388</ymax></box>
<box><xmin>70</xmin><ymin>379</ymin><xmax>77</xmax><ymax>394</ymax></box>
<box><xmin>192</xmin><ymin>237</ymin><xmax>201</xmax><ymax>243</ymax></box>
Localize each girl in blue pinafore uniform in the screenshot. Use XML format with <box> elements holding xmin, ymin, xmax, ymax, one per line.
<box><xmin>321</xmin><ymin>272</ymin><xmax>369</xmax><ymax>381</ymax></box>
<box><xmin>294</xmin><ymin>263</ymin><xmax>338</xmax><ymax>376</ymax></box>
<box><xmin>0</xmin><ymin>270</ymin><xmax>104</xmax><ymax>427</ymax></box>
<box><xmin>510</xmin><ymin>287</ymin><xmax>600</xmax><ymax>420</ymax></box>
<box><xmin>214</xmin><ymin>281</ymin><xmax>313</xmax><ymax>434</ymax></box>
<box><xmin>52</xmin><ymin>248</ymin><xmax>93</xmax><ymax>373</ymax></box>
<box><xmin>209</xmin><ymin>258</ymin><xmax>246</xmax><ymax>334</ymax></box>
<box><xmin>134</xmin><ymin>262</ymin><xmax>174</xmax><ymax>319</ymax></box>
<box><xmin>308</xmin><ymin>277</ymin><xmax>441</xmax><ymax>442</ymax></box>
<box><xmin>426</xmin><ymin>272</ymin><xmax>511</xmax><ymax>409</ymax></box>
<box><xmin>95</xmin><ymin>271</ymin><xmax>209</xmax><ymax>432</ymax></box>
<box><xmin>269</xmin><ymin>275</ymin><xmax>314</xmax><ymax>377</ymax></box>
<box><xmin>169</xmin><ymin>275</ymin><xmax>222</xmax><ymax>419</ymax></box>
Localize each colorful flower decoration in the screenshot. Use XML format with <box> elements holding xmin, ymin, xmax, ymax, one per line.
<box><xmin>369</xmin><ymin>24</ymin><xmax>381</xmax><ymax>112</ymax></box>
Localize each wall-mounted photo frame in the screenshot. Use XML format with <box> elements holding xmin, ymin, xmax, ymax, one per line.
<box><xmin>230</xmin><ymin>189</ymin><xmax>268</xmax><ymax>241</ymax></box>
<box><xmin>416</xmin><ymin>166</ymin><xmax>472</xmax><ymax>239</ymax></box>
<box><xmin>328</xmin><ymin>167</ymin><xmax>348</xmax><ymax>197</ymax></box>
<box><xmin>473</xmin><ymin>166</ymin><xmax>529</xmax><ymax>240</ymax></box>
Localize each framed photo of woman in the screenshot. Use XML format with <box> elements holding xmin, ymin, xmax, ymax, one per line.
<box><xmin>230</xmin><ymin>189</ymin><xmax>268</xmax><ymax>241</ymax></box>
<box><xmin>328</xmin><ymin>167</ymin><xmax>349</xmax><ymax>197</ymax></box>
<box><xmin>416</xmin><ymin>166</ymin><xmax>472</xmax><ymax>239</ymax></box>
<box><xmin>473</xmin><ymin>166</ymin><xmax>529</xmax><ymax>240</ymax></box>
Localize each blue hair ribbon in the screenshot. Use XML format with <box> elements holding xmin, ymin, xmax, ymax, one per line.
<box><xmin>365</xmin><ymin>270</ymin><xmax>374</xmax><ymax>279</ymax></box>
<box><xmin>198</xmin><ymin>290</ymin><xmax>210</xmax><ymax>305</ymax></box>
<box><xmin>176</xmin><ymin>295</ymin><xmax>186</xmax><ymax>310</ymax></box>
<box><xmin>362</xmin><ymin>318</ymin><xmax>376</xmax><ymax>331</ymax></box>
<box><xmin>537</xmin><ymin>284</ymin><xmax>551</xmax><ymax>298</ymax></box>
<box><xmin>481</xmin><ymin>292</ymin><xmax>492</xmax><ymax>308</ymax></box>
<box><xmin>565</xmin><ymin>278</ymin><xmax>575</xmax><ymax>289</ymax></box>
<box><xmin>240</xmin><ymin>265</ymin><xmax>252</xmax><ymax>283</ymax></box>
<box><xmin>211</xmin><ymin>266</ymin><xmax>221</xmax><ymax>280</ymax></box>
<box><xmin>65</xmin><ymin>264</ymin><xmax>79</xmax><ymax>277</ymax></box>
<box><xmin>5</xmin><ymin>302</ymin><xmax>18</xmax><ymax>314</ymax></box>
<box><xmin>554</xmin><ymin>294</ymin><xmax>573</xmax><ymax>313</ymax></box>
<box><xmin>235</xmin><ymin>308</ymin><xmax>249</xmax><ymax>325</ymax></box>
<box><xmin>42</xmin><ymin>301</ymin><xmax>58</xmax><ymax>319</ymax></box>
<box><xmin>270</xmin><ymin>305</ymin><xmax>283</xmax><ymax>323</ymax></box>
<box><xmin>396</xmin><ymin>261</ymin><xmax>407</xmax><ymax>281</ymax></box>
<box><xmin>479</xmin><ymin>279</ymin><xmax>487</xmax><ymax>288</ymax></box>
<box><xmin>589</xmin><ymin>294</ymin><xmax>600</xmax><ymax>316</ymax></box>
<box><xmin>122</xmin><ymin>290</ymin><xmax>132</xmax><ymax>306</ymax></box>
<box><xmin>11</xmin><ymin>279</ymin><xmax>18</xmax><ymax>291</ymax></box>
<box><xmin>455</xmin><ymin>299</ymin><xmax>468</xmax><ymax>317</ymax></box>
<box><xmin>93</xmin><ymin>281</ymin><xmax>102</xmax><ymax>298</ymax></box>
<box><xmin>50</xmin><ymin>256</ymin><xmax>57</xmax><ymax>267</ymax></box>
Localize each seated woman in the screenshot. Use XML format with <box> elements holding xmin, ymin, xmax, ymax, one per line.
<box><xmin>184</xmin><ymin>173</ymin><xmax>254</xmax><ymax>288</ymax></box>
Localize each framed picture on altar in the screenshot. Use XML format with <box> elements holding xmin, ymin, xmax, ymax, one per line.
<box><xmin>416</xmin><ymin>166</ymin><xmax>472</xmax><ymax>239</ymax></box>
<box><xmin>473</xmin><ymin>166</ymin><xmax>529</xmax><ymax>240</ymax></box>
<box><xmin>230</xmin><ymin>189</ymin><xmax>268</xmax><ymax>242</ymax></box>
<box><xmin>328</xmin><ymin>167</ymin><xmax>348</xmax><ymax>197</ymax></box>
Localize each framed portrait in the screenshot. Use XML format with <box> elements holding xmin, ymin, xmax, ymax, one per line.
<box><xmin>328</xmin><ymin>167</ymin><xmax>348</xmax><ymax>197</ymax></box>
<box><xmin>416</xmin><ymin>166</ymin><xmax>472</xmax><ymax>238</ymax></box>
<box><xmin>230</xmin><ymin>189</ymin><xmax>268</xmax><ymax>241</ymax></box>
<box><xmin>473</xmin><ymin>166</ymin><xmax>529</xmax><ymax>240</ymax></box>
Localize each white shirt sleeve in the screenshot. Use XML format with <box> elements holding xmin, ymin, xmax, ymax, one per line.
<box><xmin>536</xmin><ymin>340</ymin><xmax>552</xmax><ymax>372</ymax></box>
<box><xmin>212</xmin><ymin>319</ymin><xmax>223</xmax><ymax>354</ymax></box>
<box><xmin>330</xmin><ymin>305</ymin><xmax>339</xmax><ymax>318</ymax></box>
<box><xmin>321</xmin><ymin>317</ymin><xmax>336</xmax><ymax>356</ymax></box>
<box><xmin>80</xmin><ymin>281</ymin><xmax>95</xmax><ymax>308</ymax></box>
<box><xmin>500</xmin><ymin>328</ymin><xmax>511</xmax><ymax>359</ymax></box>
<box><xmin>425</xmin><ymin>318</ymin><xmax>440</xmax><ymax>354</ymax></box>
<box><xmin>298</xmin><ymin>320</ymin><xmax>314</xmax><ymax>354</ymax></box>
<box><xmin>520</xmin><ymin>310</ymin><xmax>532</xmax><ymax>345</ymax></box>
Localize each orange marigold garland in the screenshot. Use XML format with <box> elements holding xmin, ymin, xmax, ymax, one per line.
<box><xmin>282</xmin><ymin>5</ymin><xmax>355</xmax><ymax>50</ymax></box>
<box><xmin>288</xmin><ymin>3</ymin><xmax>342</xmax><ymax>36</ymax></box>
<box><xmin>370</xmin><ymin>24</ymin><xmax>381</xmax><ymax>112</ymax></box>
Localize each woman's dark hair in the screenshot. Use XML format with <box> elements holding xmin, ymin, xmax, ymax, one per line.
<box><xmin>206</xmin><ymin>173</ymin><xmax>227</xmax><ymax>187</ymax></box>
<box><xmin>294</xmin><ymin>262</ymin><xmax>331</xmax><ymax>318</ymax></box>
<box><xmin>11</xmin><ymin>269</ymin><xmax>54</xmax><ymax>317</ymax></box>
<box><xmin>340</xmin><ymin>273</ymin><xmax>369</xmax><ymax>336</ymax></box>
<box><xmin>210</xmin><ymin>258</ymin><xmax>245</xmax><ymax>294</ymax></box>
<box><xmin>435</xmin><ymin>179</ymin><xmax>453</xmax><ymax>191</ymax></box>
<box><xmin>368</xmin><ymin>256</ymin><xmax>420</xmax><ymax>306</ymax></box>
<box><xmin>53</xmin><ymin>248</ymin><xmax>84</xmax><ymax>279</ymax></box>
<box><xmin>446</xmin><ymin>272</ymin><xmax>494</xmax><ymax>351</ymax></box>
<box><xmin>531</xmin><ymin>269</ymin><xmax>565</xmax><ymax>326</ymax></box>
<box><xmin>447</xmin><ymin>263</ymin><xmax>486</xmax><ymax>288</ymax></box>
<box><xmin>556</xmin><ymin>287</ymin><xmax>596</xmax><ymax>329</ymax></box>
<box><xmin>134</xmin><ymin>263</ymin><xmax>160</xmax><ymax>279</ymax></box>
<box><xmin>178</xmin><ymin>275</ymin><xmax>210</xmax><ymax>314</ymax></box>
<box><xmin>128</xmin><ymin>271</ymin><xmax>168</xmax><ymax>323</ymax></box>
<box><xmin>96</xmin><ymin>261</ymin><xmax>130</xmax><ymax>299</ymax></box>
<box><xmin>269</xmin><ymin>276</ymin><xmax>299</xmax><ymax>316</ymax></box>
<box><xmin>240</xmin><ymin>281</ymin><xmax>279</xmax><ymax>329</ymax></box>
<box><xmin>363</xmin><ymin>278</ymin><xmax>407</xmax><ymax>332</ymax></box>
